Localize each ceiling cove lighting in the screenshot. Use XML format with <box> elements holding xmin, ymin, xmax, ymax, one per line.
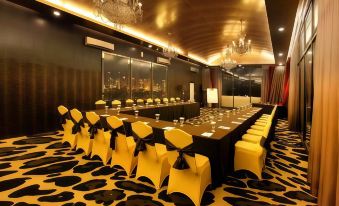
<box><xmin>278</xmin><ymin>27</ymin><xmax>285</xmax><ymax>32</ymax></box>
<box><xmin>53</xmin><ymin>10</ymin><xmax>61</xmax><ymax>16</ymax></box>
<box><xmin>38</xmin><ymin>0</ymin><xmax>208</xmax><ymax>65</ymax></box>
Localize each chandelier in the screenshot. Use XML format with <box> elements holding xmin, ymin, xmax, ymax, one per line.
<box><xmin>163</xmin><ymin>33</ymin><xmax>177</xmax><ymax>60</ymax></box>
<box><xmin>232</xmin><ymin>19</ymin><xmax>251</xmax><ymax>55</ymax></box>
<box><xmin>93</xmin><ymin>0</ymin><xmax>143</xmax><ymax>26</ymax></box>
<box><xmin>220</xmin><ymin>45</ymin><xmax>237</xmax><ymax>70</ymax></box>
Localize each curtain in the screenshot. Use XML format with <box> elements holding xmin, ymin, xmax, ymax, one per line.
<box><xmin>288</xmin><ymin>39</ymin><xmax>301</xmax><ymax>131</ymax></box>
<box><xmin>269</xmin><ymin>66</ymin><xmax>285</xmax><ymax>104</ymax></box>
<box><xmin>281</xmin><ymin>58</ymin><xmax>290</xmax><ymax>106</ymax></box>
<box><xmin>308</xmin><ymin>0</ymin><xmax>339</xmax><ymax>205</ymax></box>
<box><xmin>261</xmin><ymin>66</ymin><xmax>270</xmax><ymax>103</ymax></box>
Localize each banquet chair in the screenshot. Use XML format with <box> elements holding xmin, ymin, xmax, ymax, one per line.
<box><xmin>112</xmin><ymin>100</ymin><xmax>122</xmax><ymax>108</ymax></box>
<box><xmin>164</xmin><ymin>129</ymin><xmax>211</xmax><ymax>206</ymax></box>
<box><xmin>108</xmin><ymin>116</ymin><xmax>137</xmax><ymax>176</ymax></box>
<box><xmin>234</xmin><ymin>140</ymin><xmax>266</xmax><ymax>179</ymax></box>
<box><xmin>175</xmin><ymin>97</ymin><xmax>181</xmax><ymax>102</ymax></box>
<box><xmin>146</xmin><ymin>98</ymin><xmax>154</xmax><ymax>105</ymax></box>
<box><xmin>126</xmin><ymin>99</ymin><xmax>134</xmax><ymax>107</ymax></box>
<box><xmin>58</xmin><ymin>105</ymin><xmax>76</xmax><ymax>149</ymax></box>
<box><xmin>170</xmin><ymin>97</ymin><xmax>176</xmax><ymax>103</ymax></box>
<box><xmin>89</xmin><ymin>112</ymin><xmax>112</xmax><ymax>165</ymax></box>
<box><xmin>137</xmin><ymin>99</ymin><xmax>145</xmax><ymax>106</ymax></box>
<box><xmin>95</xmin><ymin>100</ymin><xmax>106</xmax><ymax>110</ymax></box>
<box><xmin>243</xmin><ymin>122</ymin><xmax>272</xmax><ymax>145</ymax></box>
<box><xmin>163</xmin><ymin>98</ymin><xmax>169</xmax><ymax>104</ymax></box>
<box><xmin>154</xmin><ymin>98</ymin><xmax>161</xmax><ymax>104</ymax></box>
<box><xmin>132</xmin><ymin>121</ymin><xmax>170</xmax><ymax>189</ymax></box>
<box><xmin>70</xmin><ymin>109</ymin><xmax>91</xmax><ymax>156</ymax></box>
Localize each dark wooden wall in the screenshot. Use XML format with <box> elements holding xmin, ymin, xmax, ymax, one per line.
<box><xmin>0</xmin><ymin>0</ymin><xmax>202</xmax><ymax>138</ymax></box>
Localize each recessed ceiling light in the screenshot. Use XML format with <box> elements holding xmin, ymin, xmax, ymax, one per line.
<box><xmin>238</xmin><ymin>64</ymin><xmax>242</xmax><ymax>67</ymax></box>
<box><xmin>148</xmin><ymin>44</ymin><xmax>152</xmax><ymax>48</ymax></box>
<box><xmin>53</xmin><ymin>10</ymin><xmax>61</xmax><ymax>17</ymax></box>
<box><xmin>278</xmin><ymin>27</ymin><xmax>285</xmax><ymax>32</ymax></box>
<box><xmin>278</xmin><ymin>52</ymin><xmax>283</xmax><ymax>56</ymax></box>
<box><xmin>278</xmin><ymin>63</ymin><xmax>283</xmax><ymax>66</ymax></box>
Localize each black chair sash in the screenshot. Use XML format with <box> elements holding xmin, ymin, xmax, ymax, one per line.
<box><xmin>59</xmin><ymin>112</ymin><xmax>70</xmax><ymax>129</ymax></box>
<box><xmin>71</xmin><ymin>119</ymin><xmax>85</xmax><ymax>134</ymax></box>
<box><xmin>107</xmin><ymin>124</ymin><xmax>126</xmax><ymax>150</ymax></box>
<box><xmin>165</xmin><ymin>139</ymin><xmax>195</xmax><ymax>170</ymax></box>
<box><xmin>132</xmin><ymin>132</ymin><xmax>155</xmax><ymax>157</ymax></box>
<box><xmin>88</xmin><ymin>120</ymin><xmax>103</xmax><ymax>139</ymax></box>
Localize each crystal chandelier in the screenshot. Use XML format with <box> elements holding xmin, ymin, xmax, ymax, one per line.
<box><xmin>232</xmin><ymin>19</ymin><xmax>251</xmax><ymax>55</ymax></box>
<box><xmin>163</xmin><ymin>33</ymin><xmax>177</xmax><ymax>60</ymax></box>
<box><xmin>93</xmin><ymin>0</ymin><xmax>143</xmax><ymax>26</ymax></box>
<box><xmin>220</xmin><ymin>45</ymin><xmax>237</xmax><ymax>70</ymax></box>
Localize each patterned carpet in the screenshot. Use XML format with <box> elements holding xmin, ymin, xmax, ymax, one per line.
<box><xmin>0</xmin><ymin>110</ymin><xmax>317</xmax><ymax>205</ymax></box>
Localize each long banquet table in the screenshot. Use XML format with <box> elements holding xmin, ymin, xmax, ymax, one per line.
<box><xmin>89</xmin><ymin>104</ymin><xmax>263</xmax><ymax>188</ymax></box>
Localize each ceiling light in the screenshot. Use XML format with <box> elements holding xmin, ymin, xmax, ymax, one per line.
<box><xmin>278</xmin><ymin>52</ymin><xmax>283</xmax><ymax>56</ymax></box>
<box><xmin>148</xmin><ymin>44</ymin><xmax>152</xmax><ymax>48</ymax></box>
<box><xmin>238</xmin><ymin>64</ymin><xmax>242</xmax><ymax>67</ymax></box>
<box><xmin>278</xmin><ymin>27</ymin><xmax>285</xmax><ymax>32</ymax></box>
<box><xmin>232</xmin><ymin>19</ymin><xmax>251</xmax><ymax>55</ymax></box>
<box><xmin>53</xmin><ymin>10</ymin><xmax>61</xmax><ymax>16</ymax></box>
<box><xmin>278</xmin><ymin>63</ymin><xmax>283</xmax><ymax>66</ymax></box>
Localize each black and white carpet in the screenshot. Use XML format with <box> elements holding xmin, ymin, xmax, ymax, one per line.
<box><xmin>0</xmin><ymin>113</ymin><xmax>317</xmax><ymax>205</ymax></box>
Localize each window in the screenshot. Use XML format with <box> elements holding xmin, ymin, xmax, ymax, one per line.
<box><xmin>152</xmin><ymin>63</ymin><xmax>168</xmax><ymax>99</ymax></box>
<box><xmin>131</xmin><ymin>59</ymin><xmax>151</xmax><ymax>99</ymax></box>
<box><xmin>102</xmin><ymin>53</ymin><xmax>130</xmax><ymax>100</ymax></box>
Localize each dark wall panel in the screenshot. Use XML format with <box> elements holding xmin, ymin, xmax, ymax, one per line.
<box><xmin>0</xmin><ymin>0</ymin><xmax>202</xmax><ymax>138</ymax></box>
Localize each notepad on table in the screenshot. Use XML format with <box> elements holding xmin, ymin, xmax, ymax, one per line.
<box><xmin>163</xmin><ymin>126</ymin><xmax>175</xmax><ymax>130</ymax></box>
<box><xmin>218</xmin><ymin>126</ymin><xmax>230</xmax><ymax>130</ymax></box>
<box><xmin>100</xmin><ymin>114</ymin><xmax>110</xmax><ymax>117</ymax></box>
<box><xmin>120</xmin><ymin>118</ymin><xmax>128</xmax><ymax>120</ymax></box>
<box><xmin>143</xmin><ymin>122</ymin><xmax>150</xmax><ymax>124</ymax></box>
<box><xmin>201</xmin><ymin>132</ymin><xmax>213</xmax><ymax>137</ymax></box>
<box><xmin>238</xmin><ymin>118</ymin><xmax>246</xmax><ymax>120</ymax></box>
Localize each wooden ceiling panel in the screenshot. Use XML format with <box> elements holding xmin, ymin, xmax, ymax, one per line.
<box><xmin>35</xmin><ymin>0</ymin><xmax>277</xmax><ymax>64</ymax></box>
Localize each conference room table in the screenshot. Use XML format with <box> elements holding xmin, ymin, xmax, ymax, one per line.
<box><xmin>90</xmin><ymin>104</ymin><xmax>263</xmax><ymax>188</ymax></box>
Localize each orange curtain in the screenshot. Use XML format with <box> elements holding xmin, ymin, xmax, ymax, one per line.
<box><xmin>308</xmin><ymin>0</ymin><xmax>339</xmax><ymax>205</ymax></box>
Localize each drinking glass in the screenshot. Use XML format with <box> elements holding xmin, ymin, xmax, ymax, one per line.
<box><xmin>226</xmin><ymin>110</ymin><xmax>230</xmax><ymax>118</ymax></box>
<box><xmin>134</xmin><ymin>110</ymin><xmax>139</xmax><ymax>118</ymax></box>
<box><xmin>232</xmin><ymin>109</ymin><xmax>236</xmax><ymax>115</ymax></box>
<box><xmin>173</xmin><ymin>119</ymin><xmax>178</xmax><ymax>125</ymax></box>
<box><xmin>145</xmin><ymin>102</ymin><xmax>149</xmax><ymax>107</ymax></box>
<box><xmin>117</xmin><ymin>106</ymin><xmax>121</xmax><ymax>115</ymax></box>
<box><xmin>179</xmin><ymin>117</ymin><xmax>185</xmax><ymax>127</ymax></box>
<box><xmin>105</xmin><ymin>106</ymin><xmax>109</xmax><ymax>114</ymax></box>
<box><xmin>211</xmin><ymin>121</ymin><xmax>216</xmax><ymax>132</ymax></box>
<box><xmin>133</xmin><ymin>104</ymin><xmax>136</xmax><ymax>110</ymax></box>
<box><xmin>218</xmin><ymin>113</ymin><xmax>223</xmax><ymax>121</ymax></box>
<box><xmin>155</xmin><ymin>113</ymin><xmax>160</xmax><ymax>122</ymax></box>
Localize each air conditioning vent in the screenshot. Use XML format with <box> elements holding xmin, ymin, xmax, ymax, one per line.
<box><xmin>85</xmin><ymin>37</ymin><xmax>114</xmax><ymax>51</ymax></box>
<box><xmin>157</xmin><ymin>57</ymin><xmax>170</xmax><ymax>65</ymax></box>
<box><xmin>190</xmin><ymin>67</ymin><xmax>199</xmax><ymax>73</ymax></box>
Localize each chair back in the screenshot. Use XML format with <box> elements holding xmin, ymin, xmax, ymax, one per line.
<box><xmin>57</xmin><ymin>105</ymin><xmax>68</xmax><ymax>115</ymax></box>
<box><xmin>131</xmin><ymin>121</ymin><xmax>157</xmax><ymax>159</ymax></box>
<box><xmin>175</xmin><ymin>97</ymin><xmax>181</xmax><ymax>101</ymax></box>
<box><xmin>106</xmin><ymin>116</ymin><xmax>129</xmax><ymax>151</ymax></box>
<box><xmin>70</xmin><ymin>109</ymin><xmax>83</xmax><ymax>123</ymax></box>
<box><xmin>126</xmin><ymin>99</ymin><xmax>134</xmax><ymax>107</ymax></box>
<box><xmin>163</xmin><ymin>98</ymin><xmax>169</xmax><ymax>103</ymax></box>
<box><xmin>164</xmin><ymin>129</ymin><xmax>197</xmax><ymax>173</ymax></box>
<box><xmin>154</xmin><ymin>98</ymin><xmax>161</xmax><ymax>103</ymax></box>
<box><xmin>146</xmin><ymin>98</ymin><xmax>153</xmax><ymax>104</ymax></box>
<box><xmin>95</xmin><ymin>100</ymin><xmax>106</xmax><ymax>109</ymax></box>
<box><xmin>112</xmin><ymin>100</ymin><xmax>122</xmax><ymax>108</ymax></box>
<box><xmin>137</xmin><ymin>99</ymin><xmax>145</xmax><ymax>105</ymax></box>
<box><xmin>86</xmin><ymin>112</ymin><xmax>100</xmax><ymax>126</ymax></box>
<box><xmin>170</xmin><ymin>97</ymin><xmax>176</xmax><ymax>103</ymax></box>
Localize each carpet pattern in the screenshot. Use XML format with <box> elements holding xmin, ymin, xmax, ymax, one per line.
<box><xmin>0</xmin><ymin>114</ymin><xmax>317</xmax><ymax>205</ymax></box>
